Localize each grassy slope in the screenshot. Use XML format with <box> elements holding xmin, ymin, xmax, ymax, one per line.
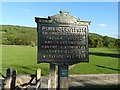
<box><xmin>2</xmin><ymin>45</ymin><xmax>49</xmax><ymax>76</ymax></box>
<box><xmin>70</xmin><ymin>48</ymin><xmax>119</xmax><ymax>74</ymax></box>
<box><xmin>1</xmin><ymin>46</ymin><xmax>120</xmax><ymax>76</ymax></box>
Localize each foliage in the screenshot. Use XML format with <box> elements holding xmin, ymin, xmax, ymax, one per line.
<box><xmin>1</xmin><ymin>25</ymin><xmax>37</xmax><ymax>46</ymax></box>
<box><xmin>89</xmin><ymin>33</ymin><xmax>117</xmax><ymax>48</ymax></box>
<box><xmin>0</xmin><ymin>25</ymin><xmax>118</xmax><ymax>48</ymax></box>
<box><xmin>114</xmin><ymin>39</ymin><xmax>120</xmax><ymax>48</ymax></box>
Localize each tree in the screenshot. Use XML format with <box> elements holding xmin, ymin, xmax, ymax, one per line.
<box><xmin>115</xmin><ymin>39</ymin><xmax>120</xmax><ymax>47</ymax></box>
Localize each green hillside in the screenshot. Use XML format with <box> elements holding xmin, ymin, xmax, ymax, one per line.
<box><xmin>0</xmin><ymin>25</ymin><xmax>37</xmax><ymax>46</ymax></box>
<box><xmin>0</xmin><ymin>25</ymin><xmax>119</xmax><ymax>48</ymax></box>
<box><xmin>0</xmin><ymin>25</ymin><xmax>119</xmax><ymax>76</ymax></box>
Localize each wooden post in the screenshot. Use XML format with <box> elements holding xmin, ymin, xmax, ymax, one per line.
<box><xmin>36</xmin><ymin>69</ymin><xmax>41</xmax><ymax>82</ymax></box>
<box><xmin>36</xmin><ymin>69</ymin><xmax>41</xmax><ymax>88</ymax></box>
<box><xmin>10</xmin><ymin>70</ymin><xmax>16</xmax><ymax>90</ymax></box>
<box><xmin>6</xmin><ymin>68</ymin><xmax>12</xmax><ymax>78</ymax></box>
<box><xmin>58</xmin><ymin>65</ymin><xmax>69</xmax><ymax>90</ymax></box>
<box><xmin>49</xmin><ymin>63</ymin><xmax>56</xmax><ymax>90</ymax></box>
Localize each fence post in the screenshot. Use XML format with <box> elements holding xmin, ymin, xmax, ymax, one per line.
<box><xmin>6</xmin><ymin>68</ymin><xmax>13</xmax><ymax>78</ymax></box>
<box><xmin>10</xmin><ymin>70</ymin><xmax>16</xmax><ymax>90</ymax></box>
<box><xmin>36</xmin><ymin>69</ymin><xmax>41</xmax><ymax>82</ymax></box>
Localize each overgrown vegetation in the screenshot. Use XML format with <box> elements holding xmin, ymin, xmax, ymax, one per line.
<box><xmin>0</xmin><ymin>25</ymin><xmax>119</xmax><ymax>48</ymax></box>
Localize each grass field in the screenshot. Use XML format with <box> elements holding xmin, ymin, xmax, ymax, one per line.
<box><xmin>1</xmin><ymin>45</ymin><xmax>120</xmax><ymax>76</ymax></box>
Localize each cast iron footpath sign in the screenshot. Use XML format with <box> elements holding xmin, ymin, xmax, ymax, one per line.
<box><xmin>35</xmin><ymin>11</ymin><xmax>91</xmax><ymax>65</ymax></box>
<box><xmin>35</xmin><ymin>11</ymin><xmax>91</xmax><ymax>90</ymax></box>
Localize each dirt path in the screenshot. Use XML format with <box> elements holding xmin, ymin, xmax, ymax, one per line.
<box><xmin>41</xmin><ymin>74</ymin><xmax>119</xmax><ymax>88</ymax></box>
<box><xmin>69</xmin><ymin>74</ymin><xmax>119</xmax><ymax>88</ymax></box>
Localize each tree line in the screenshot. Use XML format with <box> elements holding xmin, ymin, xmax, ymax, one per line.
<box><xmin>0</xmin><ymin>25</ymin><xmax>119</xmax><ymax>48</ymax></box>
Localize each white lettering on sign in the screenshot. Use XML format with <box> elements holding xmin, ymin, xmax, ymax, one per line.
<box><xmin>38</xmin><ymin>24</ymin><xmax>88</xmax><ymax>63</ymax></box>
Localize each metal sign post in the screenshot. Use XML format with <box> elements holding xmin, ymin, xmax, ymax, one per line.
<box><xmin>35</xmin><ymin>11</ymin><xmax>90</xmax><ymax>65</ymax></box>
<box><xmin>35</xmin><ymin>11</ymin><xmax>90</xmax><ymax>90</ymax></box>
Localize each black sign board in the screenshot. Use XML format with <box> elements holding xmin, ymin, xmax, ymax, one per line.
<box><xmin>35</xmin><ymin>11</ymin><xmax>90</xmax><ymax>65</ymax></box>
